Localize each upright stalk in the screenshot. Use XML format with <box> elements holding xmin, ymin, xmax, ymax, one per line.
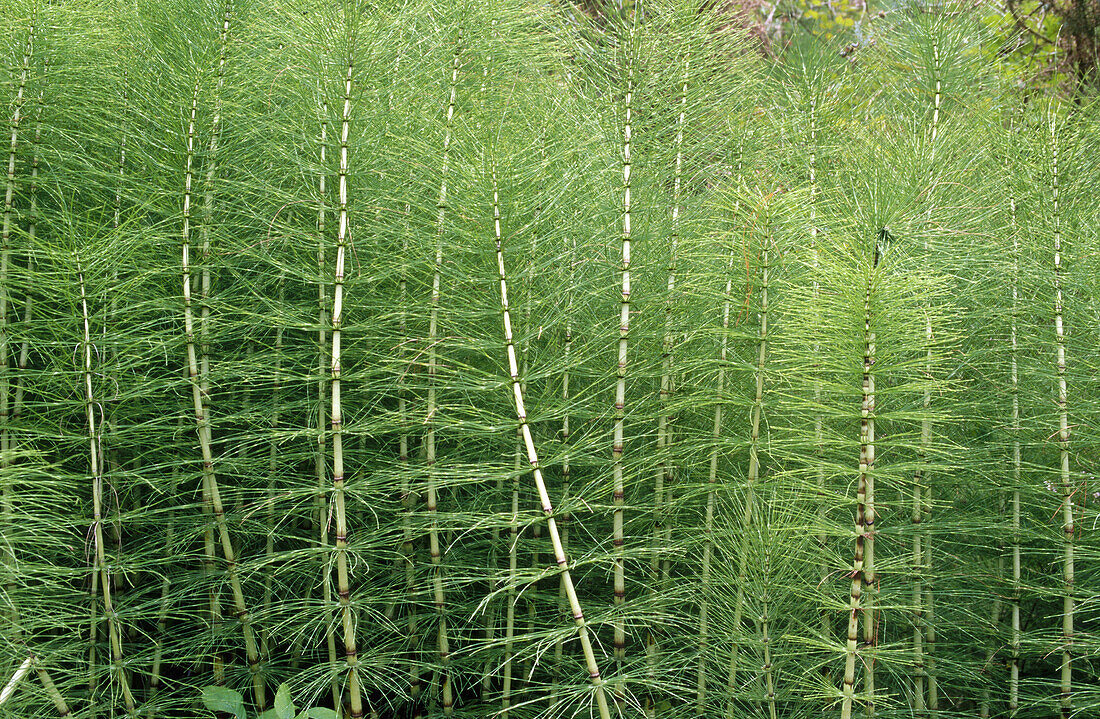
<box><xmin>181</xmin><ymin>74</ymin><xmax>265</xmax><ymax>712</ymax></box>
<box><xmin>1008</xmin><ymin>185</ymin><xmax>1020</xmax><ymax>718</ymax></box>
<box><xmin>697</xmin><ymin>145</ymin><xmax>743</xmax><ymax>713</ymax></box>
<box><xmin>80</xmin><ymin>262</ymin><xmax>137</xmax><ymax>717</ymax></box>
<box><xmin>1</xmin><ymin>18</ymin><xmax>35</xmax><ymax>640</ymax></box>
<box><xmin>840</xmin><ymin>250</ymin><xmax>877</xmax><ymax>719</ymax></box>
<box><xmin>611</xmin><ymin>42</ymin><xmax>635</xmax><ymax>699</ymax></box>
<box><xmin>313</xmin><ymin>93</ymin><xmax>340</xmax><ymax>712</ymax></box>
<box><xmin>329</xmin><ymin>56</ymin><xmax>364</xmax><ymax>719</ymax></box>
<box><xmin>425</xmin><ymin>34</ymin><xmax>461</xmax><ymax>716</ymax></box>
<box><xmin>727</xmin><ymin>209</ymin><xmax>771</xmax><ymax>717</ymax></box>
<box><xmin>490</xmin><ymin>165</ymin><xmax>612</xmax><ymax>719</ymax></box>
<box><xmin>1049</xmin><ymin>110</ymin><xmax>1073</xmax><ymax>719</ymax></box>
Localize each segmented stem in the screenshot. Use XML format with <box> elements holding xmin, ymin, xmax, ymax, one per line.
<box><xmin>181</xmin><ymin>74</ymin><xmax>264</xmax><ymax>711</ymax></box>
<box><xmin>841</xmin><ymin>256</ymin><xmax>876</xmax><ymax>719</ymax></box>
<box><xmin>330</xmin><ymin>56</ymin><xmax>364</xmax><ymax>719</ymax></box>
<box><xmin>426</xmin><ymin>34</ymin><xmax>461</xmax><ymax>716</ymax></box>
<box><xmin>490</xmin><ymin>165</ymin><xmax>611</xmax><ymax>719</ymax></box>
<box><xmin>81</xmin><ymin>263</ymin><xmax>137</xmax><ymax>716</ymax></box>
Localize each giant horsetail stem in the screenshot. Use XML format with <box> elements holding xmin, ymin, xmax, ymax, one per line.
<box><xmin>490</xmin><ymin>164</ymin><xmax>612</xmax><ymax>719</ymax></box>
<box><xmin>329</xmin><ymin>53</ymin><xmax>365</xmax><ymax>719</ymax></box>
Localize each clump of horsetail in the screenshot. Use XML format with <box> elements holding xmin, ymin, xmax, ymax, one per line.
<box><xmin>489</xmin><ymin>161</ymin><xmax>612</xmax><ymax>719</ymax></box>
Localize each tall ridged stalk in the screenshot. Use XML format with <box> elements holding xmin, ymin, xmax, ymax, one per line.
<box><xmin>1007</xmin><ymin>184</ymin><xmax>1020</xmax><ymax>718</ymax></box>
<box><xmin>398</xmin><ymin>200</ymin><xmax>420</xmax><ymax>706</ymax></box>
<box><xmin>490</xmin><ymin>165</ymin><xmax>612</xmax><ymax>719</ymax></box>
<box><xmin>329</xmin><ymin>56</ymin><xmax>363</xmax><ymax>719</ymax></box>
<box><xmin>646</xmin><ymin>61</ymin><xmax>687</xmax><ymax>718</ymax></box>
<box><xmin>0</xmin><ymin>17</ymin><xmax>34</xmax><ymax>642</ymax></box>
<box><xmin>697</xmin><ymin>145</ymin><xmax>742</xmax><ymax>713</ymax></box>
<box><xmin>840</xmin><ymin>251</ymin><xmax>877</xmax><ymax>719</ymax></box>
<box><xmin>180</xmin><ymin>74</ymin><xmax>265</xmax><ymax>712</ymax></box>
<box><xmin>425</xmin><ymin>34</ymin><xmax>460</xmax><ymax>716</ymax></box>
<box><xmin>80</xmin><ymin>262</ymin><xmax>137</xmax><ymax>716</ymax></box>
<box><xmin>312</xmin><ymin>93</ymin><xmax>341</xmax><ymax>712</ymax></box>
<box><xmin>726</xmin><ymin>210</ymin><xmax>771</xmax><ymax>717</ymax></box>
<box><xmin>1048</xmin><ymin>110</ymin><xmax>1073</xmax><ymax>719</ymax></box>
<box><xmin>916</xmin><ymin>42</ymin><xmax>943</xmax><ymax>717</ymax></box>
<box><xmin>549</xmin><ymin>232</ymin><xmax>577</xmax><ymax>711</ymax></box>
<box><xmin>611</xmin><ymin>42</ymin><xmax>635</xmax><ymax>699</ymax></box>
<box><xmin>260</xmin><ymin>280</ymin><xmax>284</xmax><ymax>666</ymax></box>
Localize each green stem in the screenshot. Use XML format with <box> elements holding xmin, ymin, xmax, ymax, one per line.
<box><xmin>490</xmin><ymin>165</ymin><xmax>611</xmax><ymax>719</ymax></box>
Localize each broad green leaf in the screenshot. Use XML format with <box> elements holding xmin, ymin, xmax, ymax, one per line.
<box><xmin>274</xmin><ymin>684</ymin><xmax>295</xmax><ymax>719</ymax></box>
<box><xmin>306</xmin><ymin>709</ymin><xmax>339</xmax><ymax>719</ymax></box>
<box><xmin>200</xmin><ymin>686</ymin><xmax>245</xmax><ymax>719</ymax></box>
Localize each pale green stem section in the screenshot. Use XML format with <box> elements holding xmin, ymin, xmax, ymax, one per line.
<box><xmin>490</xmin><ymin>166</ymin><xmax>612</xmax><ymax>719</ymax></box>
<box><xmin>426</xmin><ymin>35</ymin><xmax>461</xmax><ymax>716</ymax></box>
<box><xmin>0</xmin><ymin>656</ymin><xmax>32</xmax><ymax>706</ymax></box>
<box><xmin>697</xmin><ymin>246</ymin><xmax>735</xmax><ymax>715</ymax></box>
<box><xmin>550</xmin><ymin>233</ymin><xmax>576</xmax><ymax>711</ymax></box>
<box><xmin>917</xmin><ymin>43</ymin><xmax>942</xmax><ymax>717</ymax></box>
<box><xmin>330</xmin><ymin>57</ymin><xmax>364</xmax><ymax>719</ymax></box>
<box><xmin>181</xmin><ymin>74</ymin><xmax>264</xmax><ymax>711</ymax></box>
<box><xmin>81</xmin><ymin>263</ymin><xmax>137</xmax><ymax>717</ymax></box>
<box><xmin>840</xmin><ymin>263</ymin><xmax>876</xmax><ymax>719</ymax></box>
<box><xmin>313</xmin><ymin>94</ymin><xmax>340</xmax><ymax>711</ymax></box>
<box><xmin>35</xmin><ymin>664</ymin><xmax>72</xmax><ymax>717</ymax></box>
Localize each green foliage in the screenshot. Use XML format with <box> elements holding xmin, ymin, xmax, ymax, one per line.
<box><xmin>0</xmin><ymin>1</ymin><xmax>1098</xmax><ymax>719</ymax></box>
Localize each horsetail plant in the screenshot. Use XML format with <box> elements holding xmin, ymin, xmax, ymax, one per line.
<box><xmin>840</xmin><ymin>242</ymin><xmax>880</xmax><ymax>719</ymax></box>
<box><xmin>329</xmin><ymin>53</ymin><xmax>364</xmax><ymax>719</ymax></box>
<box><xmin>423</xmin><ymin>30</ymin><xmax>462</xmax><ymax>716</ymax></box>
<box><xmin>180</xmin><ymin>71</ymin><xmax>265</xmax><ymax>712</ymax></box>
<box><xmin>80</xmin><ymin>259</ymin><xmax>137</xmax><ymax>717</ymax></box>
<box><xmin>489</xmin><ymin>161</ymin><xmax>612</xmax><ymax>719</ymax></box>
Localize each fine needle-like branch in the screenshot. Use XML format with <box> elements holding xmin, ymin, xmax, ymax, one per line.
<box><xmin>490</xmin><ymin>164</ymin><xmax>612</xmax><ymax>719</ymax></box>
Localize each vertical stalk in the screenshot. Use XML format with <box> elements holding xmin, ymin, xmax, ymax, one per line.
<box><xmin>549</xmin><ymin>232</ymin><xmax>577</xmax><ymax>711</ymax></box>
<box><xmin>490</xmin><ymin>166</ymin><xmax>612</xmax><ymax>719</ymax></box>
<box><xmin>426</xmin><ymin>34</ymin><xmax>461</xmax><ymax>716</ymax></box>
<box><xmin>697</xmin><ymin>145</ymin><xmax>742</xmax><ymax>713</ymax></box>
<box><xmin>329</xmin><ymin>55</ymin><xmax>364</xmax><ymax>719</ymax></box>
<box><xmin>1008</xmin><ymin>182</ymin><xmax>1021</xmax><ymax>718</ymax></box>
<box><xmin>840</xmin><ymin>251</ymin><xmax>877</xmax><ymax>719</ymax></box>
<box><xmin>181</xmin><ymin>74</ymin><xmax>265</xmax><ymax>712</ymax></box>
<box><xmin>1049</xmin><ymin>110</ymin><xmax>1073</xmax><ymax>719</ymax></box>
<box><xmin>1</xmin><ymin>18</ymin><xmax>34</xmax><ymax>641</ymax></box>
<box><xmin>611</xmin><ymin>42</ymin><xmax>635</xmax><ymax>699</ymax></box>
<box><xmin>260</xmin><ymin>280</ymin><xmax>284</xmax><ymax>665</ymax></box>
<box><xmin>80</xmin><ymin>262</ymin><xmax>137</xmax><ymax>717</ymax></box>
<box><xmin>726</xmin><ymin>207</ymin><xmax>770</xmax><ymax>717</ymax></box>
<box><xmin>314</xmin><ymin>93</ymin><xmax>341</xmax><ymax>712</ymax></box>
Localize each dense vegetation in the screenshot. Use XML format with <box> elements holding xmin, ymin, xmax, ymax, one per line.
<box><xmin>1</xmin><ymin>1</ymin><xmax>1098</xmax><ymax>717</ymax></box>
